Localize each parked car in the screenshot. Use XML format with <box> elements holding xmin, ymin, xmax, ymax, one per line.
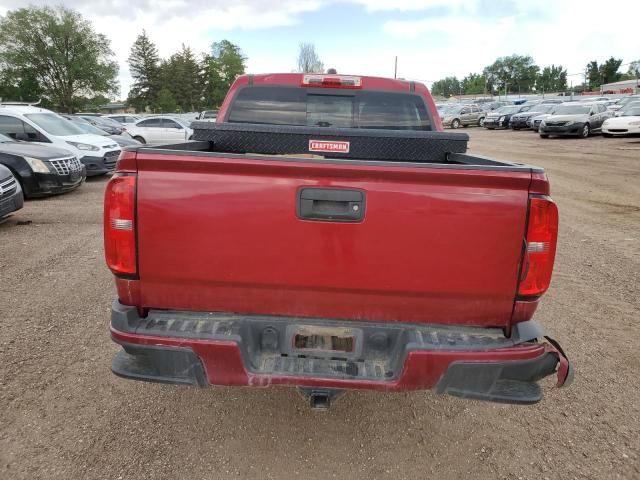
<box><xmin>62</xmin><ymin>115</ymin><xmax>141</xmax><ymax>148</ymax></box>
<box><xmin>437</xmin><ymin>104</ymin><xmax>456</xmax><ymax>117</ymax></box>
<box><xmin>610</xmin><ymin>95</ymin><xmax>640</xmax><ymax>114</ymax></box>
<box><xmin>0</xmin><ymin>105</ymin><xmax>121</xmax><ymax>176</ymax></box>
<box><xmin>510</xmin><ymin>104</ymin><xmax>557</xmax><ymax>130</ymax></box>
<box><xmin>124</xmin><ymin>116</ymin><xmax>194</xmax><ymax>144</ymax></box>
<box><xmin>480</xmin><ymin>101</ymin><xmax>510</xmax><ymax>112</ymax></box>
<box><xmin>539</xmin><ymin>102</ymin><xmax>612</xmax><ymax>138</ymax></box>
<box><xmin>106</xmin><ymin>72</ymin><xmax>572</xmax><ymax>409</ymax></box>
<box><xmin>104</xmin><ymin>114</ymin><xmax>141</xmax><ymax>125</ymax></box>
<box><xmin>76</xmin><ymin>115</ymin><xmax>126</xmax><ymax>136</ymax></box>
<box><xmin>602</xmin><ymin>104</ymin><xmax>640</xmax><ymax>137</ymax></box>
<box><xmin>579</xmin><ymin>96</ymin><xmax>609</xmax><ymax>102</ymax></box>
<box><xmin>0</xmin><ymin>163</ymin><xmax>24</xmax><ymax>219</ymax></box>
<box><xmin>483</xmin><ymin>104</ymin><xmax>532</xmax><ymax>129</ymax></box>
<box><xmin>539</xmin><ymin>99</ymin><xmax>565</xmax><ymax>105</ymax></box>
<box><xmin>440</xmin><ymin>104</ymin><xmax>484</xmax><ymax>128</ymax></box>
<box><xmin>197</xmin><ymin>110</ymin><xmax>218</xmax><ymax>121</ymax></box>
<box><xmin>529</xmin><ymin>112</ymin><xmax>553</xmax><ymax>131</ymax></box>
<box><xmin>0</xmin><ymin>132</ymin><xmax>85</xmax><ymax>197</ymax></box>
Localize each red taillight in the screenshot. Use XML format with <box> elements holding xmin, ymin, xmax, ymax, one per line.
<box><xmin>518</xmin><ymin>196</ymin><xmax>558</xmax><ymax>297</ymax></box>
<box><xmin>301</xmin><ymin>74</ymin><xmax>362</xmax><ymax>89</ymax></box>
<box><xmin>104</xmin><ymin>173</ymin><xmax>137</xmax><ymax>277</ymax></box>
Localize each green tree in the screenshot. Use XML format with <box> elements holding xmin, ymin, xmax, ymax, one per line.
<box><xmin>431</xmin><ymin>77</ymin><xmax>462</xmax><ymax>97</ymax></box>
<box><xmin>0</xmin><ymin>6</ymin><xmax>118</xmax><ymax>112</ymax></box>
<box><xmin>461</xmin><ymin>73</ymin><xmax>487</xmax><ymax>95</ymax></box>
<box><xmin>586</xmin><ymin>61</ymin><xmax>600</xmax><ymax>89</ymax></box>
<box><xmin>537</xmin><ymin>64</ymin><xmax>567</xmax><ymax>93</ymax></box>
<box><xmin>155</xmin><ymin>88</ymin><xmax>177</xmax><ymax>113</ymax></box>
<box><xmin>203</xmin><ymin>40</ymin><xmax>246</xmax><ymax>107</ymax></box>
<box><xmin>599</xmin><ymin>57</ymin><xmax>623</xmax><ymax>84</ymax></box>
<box><xmin>127</xmin><ymin>30</ymin><xmax>160</xmax><ymax>112</ymax></box>
<box><xmin>585</xmin><ymin>58</ymin><xmax>624</xmax><ymax>88</ymax></box>
<box><xmin>296</xmin><ymin>43</ymin><xmax>324</xmax><ymax>73</ymax></box>
<box><xmin>620</xmin><ymin>60</ymin><xmax>640</xmax><ymax>81</ymax></box>
<box><xmin>156</xmin><ymin>45</ymin><xmax>201</xmax><ymax>112</ymax></box>
<box><xmin>173</xmin><ymin>45</ymin><xmax>201</xmax><ymax>111</ymax></box>
<box><xmin>0</xmin><ymin>66</ymin><xmax>44</xmax><ymax>103</ymax></box>
<box><xmin>483</xmin><ymin>54</ymin><xmax>539</xmax><ymax>94</ymax></box>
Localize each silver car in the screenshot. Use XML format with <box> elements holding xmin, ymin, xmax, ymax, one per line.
<box><xmin>440</xmin><ymin>104</ymin><xmax>485</xmax><ymax>128</ymax></box>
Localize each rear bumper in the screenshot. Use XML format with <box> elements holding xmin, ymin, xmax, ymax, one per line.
<box><xmin>110</xmin><ymin>302</ymin><xmax>572</xmax><ymax>404</ymax></box>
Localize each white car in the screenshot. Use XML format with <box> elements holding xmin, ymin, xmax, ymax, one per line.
<box><xmin>602</xmin><ymin>104</ymin><xmax>640</xmax><ymax>137</ymax></box>
<box><xmin>104</xmin><ymin>114</ymin><xmax>141</xmax><ymax>125</ymax></box>
<box><xmin>0</xmin><ymin>105</ymin><xmax>121</xmax><ymax>176</ymax></box>
<box><xmin>124</xmin><ymin>116</ymin><xmax>194</xmax><ymax>144</ymax></box>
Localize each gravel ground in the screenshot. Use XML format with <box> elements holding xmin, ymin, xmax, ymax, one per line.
<box><xmin>1</xmin><ymin>129</ymin><xmax>638</xmax><ymax>480</ymax></box>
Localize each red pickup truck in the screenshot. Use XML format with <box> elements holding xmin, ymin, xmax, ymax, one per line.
<box><xmin>105</xmin><ymin>73</ymin><xmax>572</xmax><ymax>408</ymax></box>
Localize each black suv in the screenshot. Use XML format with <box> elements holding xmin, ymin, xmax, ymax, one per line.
<box><xmin>0</xmin><ymin>133</ymin><xmax>86</xmax><ymax>198</ymax></box>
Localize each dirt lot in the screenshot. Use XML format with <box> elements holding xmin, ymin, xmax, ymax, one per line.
<box><xmin>1</xmin><ymin>129</ymin><xmax>638</xmax><ymax>480</ymax></box>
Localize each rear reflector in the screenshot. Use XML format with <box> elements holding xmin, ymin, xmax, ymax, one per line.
<box><xmin>518</xmin><ymin>196</ymin><xmax>558</xmax><ymax>297</ymax></box>
<box><xmin>302</xmin><ymin>74</ymin><xmax>362</xmax><ymax>89</ymax></box>
<box><xmin>104</xmin><ymin>173</ymin><xmax>137</xmax><ymax>277</ymax></box>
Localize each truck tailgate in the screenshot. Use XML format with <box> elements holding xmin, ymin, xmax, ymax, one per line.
<box><xmin>135</xmin><ymin>153</ymin><xmax>531</xmax><ymax>327</ymax></box>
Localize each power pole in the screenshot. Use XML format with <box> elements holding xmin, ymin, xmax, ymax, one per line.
<box><xmin>394</xmin><ymin>56</ymin><xmax>397</xmax><ymax>79</ymax></box>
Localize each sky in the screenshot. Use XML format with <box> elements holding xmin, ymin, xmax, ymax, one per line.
<box><xmin>0</xmin><ymin>0</ymin><xmax>638</xmax><ymax>98</ymax></box>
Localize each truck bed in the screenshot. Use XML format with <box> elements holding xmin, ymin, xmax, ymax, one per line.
<box><xmin>139</xmin><ymin>139</ymin><xmax>540</xmax><ymax>171</ymax></box>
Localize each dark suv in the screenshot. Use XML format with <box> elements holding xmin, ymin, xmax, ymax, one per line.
<box><xmin>484</xmin><ymin>105</ymin><xmax>532</xmax><ymax>129</ymax></box>
<box><xmin>0</xmin><ymin>133</ymin><xmax>85</xmax><ymax>198</ymax></box>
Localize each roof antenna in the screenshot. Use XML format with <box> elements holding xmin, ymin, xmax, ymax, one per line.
<box><xmin>326</xmin><ymin>68</ymin><xmax>337</xmax><ymax>74</ymax></box>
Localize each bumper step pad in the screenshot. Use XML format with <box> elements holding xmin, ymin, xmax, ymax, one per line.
<box><xmin>110</xmin><ymin>302</ymin><xmax>571</xmax><ymax>404</ymax></box>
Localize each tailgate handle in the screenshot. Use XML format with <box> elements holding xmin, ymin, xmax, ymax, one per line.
<box><xmin>297</xmin><ymin>188</ymin><xmax>365</xmax><ymax>222</ymax></box>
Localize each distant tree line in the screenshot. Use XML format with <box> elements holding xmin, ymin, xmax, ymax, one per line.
<box><xmin>127</xmin><ymin>31</ymin><xmax>246</xmax><ymax>113</ymax></box>
<box><xmin>431</xmin><ymin>54</ymin><xmax>640</xmax><ymax>98</ymax></box>
<box><xmin>0</xmin><ymin>5</ymin><xmax>247</xmax><ymax>113</ymax></box>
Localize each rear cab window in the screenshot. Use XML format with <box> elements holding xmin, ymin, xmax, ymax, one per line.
<box><xmin>227</xmin><ymin>86</ymin><xmax>432</xmax><ymax>131</ymax></box>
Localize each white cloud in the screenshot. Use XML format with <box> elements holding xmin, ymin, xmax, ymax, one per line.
<box><xmin>381</xmin><ymin>0</ymin><xmax>640</xmax><ymax>86</ymax></box>
<box><xmin>352</xmin><ymin>0</ymin><xmax>469</xmax><ymax>10</ymax></box>
<box><xmin>0</xmin><ymin>0</ymin><xmax>326</xmax><ymax>97</ymax></box>
<box><xmin>1</xmin><ymin>0</ymin><xmax>639</xmax><ymax>98</ymax></box>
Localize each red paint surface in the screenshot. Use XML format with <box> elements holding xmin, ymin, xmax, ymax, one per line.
<box><xmin>111</xmin><ymin>328</ymin><xmax>547</xmax><ymax>390</ymax></box>
<box><xmin>134</xmin><ymin>153</ymin><xmax>532</xmax><ymax>327</ymax></box>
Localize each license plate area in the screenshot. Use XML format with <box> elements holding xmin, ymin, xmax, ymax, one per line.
<box><xmin>286</xmin><ymin>325</ymin><xmax>363</xmax><ymax>359</ymax></box>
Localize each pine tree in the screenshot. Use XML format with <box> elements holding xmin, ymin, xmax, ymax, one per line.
<box><xmin>157</xmin><ymin>45</ymin><xmax>201</xmax><ymax>112</ymax></box>
<box><xmin>127</xmin><ymin>30</ymin><xmax>160</xmax><ymax>112</ymax></box>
